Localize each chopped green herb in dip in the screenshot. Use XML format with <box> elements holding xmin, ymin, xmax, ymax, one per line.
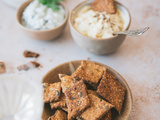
<box><xmin>21</xmin><ymin>0</ymin><xmax>65</xmax><ymax>30</ymax></box>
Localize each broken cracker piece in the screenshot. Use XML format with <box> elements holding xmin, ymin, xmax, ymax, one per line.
<box><xmin>77</xmin><ymin>93</ymin><xmax>114</xmax><ymax>120</ymax></box>
<box><xmin>30</xmin><ymin>61</ymin><xmax>41</xmax><ymax>67</ymax></box>
<box><xmin>65</xmin><ymin>80</ymin><xmax>90</xmax><ymax>120</ymax></box>
<box><xmin>72</xmin><ymin>60</ymin><xmax>106</xmax><ymax>89</ymax></box>
<box><xmin>50</xmin><ymin>93</ymin><xmax>67</xmax><ymax>109</ymax></box>
<box><xmin>0</xmin><ymin>62</ymin><xmax>6</xmax><ymax>74</ymax></box>
<box><xmin>48</xmin><ymin>110</ymin><xmax>67</xmax><ymax>120</ymax></box>
<box><xmin>91</xmin><ymin>0</ymin><xmax>116</xmax><ymax>14</ymax></box>
<box><xmin>59</xmin><ymin>74</ymin><xmax>77</xmax><ymax>93</ymax></box>
<box><xmin>17</xmin><ymin>64</ymin><xmax>29</xmax><ymax>71</ymax></box>
<box><xmin>17</xmin><ymin>61</ymin><xmax>41</xmax><ymax>71</ymax></box>
<box><xmin>43</xmin><ymin>82</ymin><xmax>61</xmax><ymax>103</ymax></box>
<box><xmin>97</xmin><ymin>71</ymin><xmax>126</xmax><ymax>114</ymax></box>
<box><xmin>23</xmin><ymin>50</ymin><xmax>39</xmax><ymax>58</ymax></box>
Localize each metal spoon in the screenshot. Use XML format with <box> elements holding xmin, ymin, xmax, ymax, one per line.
<box><xmin>113</xmin><ymin>27</ymin><xmax>149</xmax><ymax>36</ymax></box>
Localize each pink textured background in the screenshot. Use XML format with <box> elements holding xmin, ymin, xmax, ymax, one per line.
<box><xmin>0</xmin><ymin>0</ymin><xmax>160</xmax><ymax>119</ymax></box>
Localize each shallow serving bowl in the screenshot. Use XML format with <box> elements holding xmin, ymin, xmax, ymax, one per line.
<box><xmin>16</xmin><ymin>0</ymin><xmax>68</xmax><ymax>41</ymax></box>
<box><xmin>42</xmin><ymin>60</ymin><xmax>132</xmax><ymax>120</ymax></box>
<box><xmin>69</xmin><ymin>0</ymin><xmax>131</xmax><ymax>55</ymax></box>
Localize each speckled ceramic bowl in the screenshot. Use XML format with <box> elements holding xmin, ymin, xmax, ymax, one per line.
<box><xmin>69</xmin><ymin>0</ymin><xmax>131</xmax><ymax>55</ymax></box>
<box><xmin>16</xmin><ymin>0</ymin><xmax>68</xmax><ymax>41</ymax></box>
<box><xmin>42</xmin><ymin>60</ymin><xmax>132</xmax><ymax>120</ymax></box>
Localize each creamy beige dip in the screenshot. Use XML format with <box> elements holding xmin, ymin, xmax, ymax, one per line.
<box><xmin>74</xmin><ymin>5</ymin><xmax>125</xmax><ymax>38</ymax></box>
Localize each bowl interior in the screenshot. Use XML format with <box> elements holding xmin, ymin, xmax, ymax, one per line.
<box><xmin>70</xmin><ymin>0</ymin><xmax>131</xmax><ymax>32</ymax></box>
<box><xmin>16</xmin><ymin>0</ymin><xmax>68</xmax><ymax>32</ymax></box>
<box><xmin>42</xmin><ymin>60</ymin><xmax>132</xmax><ymax>120</ymax></box>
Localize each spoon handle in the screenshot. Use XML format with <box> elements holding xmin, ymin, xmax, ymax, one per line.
<box><xmin>113</xmin><ymin>27</ymin><xmax>149</xmax><ymax>36</ymax></box>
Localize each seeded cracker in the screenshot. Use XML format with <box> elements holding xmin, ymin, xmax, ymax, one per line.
<box><xmin>50</xmin><ymin>93</ymin><xmax>67</xmax><ymax>109</ymax></box>
<box><xmin>77</xmin><ymin>93</ymin><xmax>114</xmax><ymax>120</ymax></box>
<box><xmin>91</xmin><ymin>0</ymin><xmax>116</xmax><ymax>14</ymax></box>
<box><xmin>59</xmin><ymin>74</ymin><xmax>77</xmax><ymax>93</ymax></box>
<box><xmin>43</xmin><ymin>82</ymin><xmax>61</xmax><ymax>103</ymax></box>
<box><xmin>62</xmin><ymin>107</ymin><xmax>68</xmax><ymax>112</ymax></box>
<box><xmin>100</xmin><ymin>110</ymin><xmax>112</xmax><ymax>120</ymax></box>
<box><xmin>97</xmin><ymin>71</ymin><xmax>126</xmax><ymax>114</ymax></box>
<box><xmin>72</xmin><ymin>60</ymin><xmax>106</xmax><ymax>89</ymax></box>
<box><xmin>65</xmin><ymin>80</ymin><xmax>90</xmax><ymax>120</ymax></box>
<box><xmin>23</xmin><ymin>50</ymin><xmax>40</xmax><ymax>58</ymax></box>
<box><xmin>87</xmin><ymin>90</ymin><xmax>97</xmax><ymax>96</ymax></box>
<box><xmin>0</xmin><ymin>62</ymin><xmax>6</xmax><ymax>74</ymax></box>
<box><xmin>48</xmin><ymin>110</ymin><xmax>67</xmax><ymax>120</ymax></box>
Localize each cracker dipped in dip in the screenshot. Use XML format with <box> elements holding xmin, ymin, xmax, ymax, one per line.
<box><xmin>73</xmin><ymin>0</ymin><xmax>125</xmax><ymax>38</ymax></box>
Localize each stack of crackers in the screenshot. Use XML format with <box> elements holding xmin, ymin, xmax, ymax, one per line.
<box><xmin>43</xmin><ymin>60</ymin><xmax>126</xmax><ymax>120</ymax></box>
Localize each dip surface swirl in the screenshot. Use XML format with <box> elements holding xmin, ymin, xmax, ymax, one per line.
<box><xmin>21</xmin><ymin>0</ymin><xmax>65</xmax><ymax>30</ymax></box>
<box><xmin>74</xmin><ymin>5</ymin><xmax>125</xmax><ymax>38</ymax></box>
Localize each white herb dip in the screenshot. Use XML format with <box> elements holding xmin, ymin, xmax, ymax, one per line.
<box><xmin>21</xmin><ymin>0</ymin><xmax>65</xmax><ymax>30</ymax></box>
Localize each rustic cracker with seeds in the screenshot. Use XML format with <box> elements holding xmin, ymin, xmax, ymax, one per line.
<box><xmin>23</xmin><ymin>50</ymin><xmax>40</xmax><ymax>58</ymax></box>
<box><xmin>77</xmin><ymin>93</ymin><xmax>114</xmax><ymax>120</ymax></box>
<box><xmin>61</xmin><ymin>107</ymin><xmax>68</xmax><ymax>112</ymax></box>
<box><xmin>0</xmin><ymin>62</ymin><xmax>6</xmax><ymax>74</ymax></box>
<box><xmin>59</xmin><ymin>74</ymin><xmax>77</xmax><ymax>93</ymax></box>
<box><xmin>65</xmin><ymin>80</ymin><xmax>90</xmax><ymax>120</ymax></box>
<box><xmin>87</xmin><ymin>90</ymin><xmax>97</xmax><ymax>96</ymax></box>
<box><xmin>72</xmin><ymin>60</ymin><xmax>106</xmax><ymax>89</ymax></box>
<box><xmin>50</xmin><ymin>93</ymin><xmax>67</xmax><ymax>109</ymax></box>
<box><xmin>101</xmin><ymin>110</ymin><xmax>112</xmax><ymax>120</ymax></box>
<box><xmin>48</xmin><ymin>110</ymin><xmax>67</xmax><ymax>120</ymax></box>
<box><xmin>91</xmin><ymin>0</ymin><xmax>116</xmax><ymax>14</ymax></box>
<box><xmin>97</xmin><ymin>71</ymin><xmax>126</xmax><ymax>114</ymax></box>
<box><xmin>43</xmin><ymin>82</ymin><xmax>61</xmax><ymax>103</ymax></box>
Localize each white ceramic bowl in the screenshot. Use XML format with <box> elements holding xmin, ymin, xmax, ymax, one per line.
<box><xmin>16</xmin><ymin>0</ymin><xmax>68</xmax><ymax>41</ymax></box>
<box><xmin>69</xmin><ymin>0</ymin><xmax>131</xmax><ymax>55</ymax></box>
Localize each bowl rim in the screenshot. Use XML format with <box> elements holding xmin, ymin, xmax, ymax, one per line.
<box><xmin>42</xmin><ymin>60</ymin><xmax>133</xmax><ymax>119</ymax></box>
<box><xmin>69</xmin><ymin>0</ymin><xmax>131</xmax><ymax>41</ymax></box>
<box><xmin>16</xmin><ymin>0</ymin><xmax>68</xmax><ymax>32</ymax></box>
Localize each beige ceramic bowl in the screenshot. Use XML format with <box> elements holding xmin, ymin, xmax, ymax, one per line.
<box><xmin>16</xmin><ymin>0</ymin><xmax>68</xmax><ymax>41</ymax></box>
<box><xmin>42</xmin><ymin>60</ymin><xmax>132</xmax><ymax>120</ymax></box>
<box><xmin>69</xmin><ymin>0</ymin><xmax>131</xmax><ymax>55</ymax></box>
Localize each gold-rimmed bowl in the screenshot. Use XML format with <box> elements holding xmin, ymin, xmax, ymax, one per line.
<box><xmin>69</xmin><ymin>0</ymin><xmax>131</xmax><ymax>55</ymax></box>
<box><xmin>16</xmin><ymin>0</ymin><xmax>68</xmax><ymax>41</ymax></box>
<box><xmin>42</xmin><ymin>60</ymin><xmax>132</xmax><ymax>120</ymax></box>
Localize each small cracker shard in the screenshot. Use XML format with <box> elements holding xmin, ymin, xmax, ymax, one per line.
<box><xmin>97</xmin><ymin>71</ymin><xmax>126</xmax><ymax>114</ymax></box>
<box><xmin>77</xmin><ymin>93</ymin><xmax>114</xmax><ymax>120</ymax></box>
<box><xmin>43</xmin><ymin>82</ymin><xmax>61</xmax><ymax>103</ymax></box>
<box><xmin>0</xmin><ymin>62</ymin><xmax>6</xmax><ymax>73</ymax></box>
<box><xmin>72</xmin><ymin>60</ymin><xmax>106</xmax><ymax>89</ymax></box>
<box><xmin>100</xmin><ymin>110</ymin><xmax>112</xmax><ymax>120</ymax></box>
<box><xmin>91</xmin><ymin>0</ymin><xmax>116</xmax><ymax>14</ymax></box>
<box><xmin>65</xmin><ymin>80</ymin><xmax>90</xmax><ymax>120</ymax></box>
<box><xmin>59</xmin><ymin>74</ymin><xmax>77</xmax><ymax>93</ymax></box>
<box><xmin>30</xmin><ymin>61</ymin><xmax>41</xmax><ymax>67</ymax></box>
<box><xmin>17</xmin><ymin>61</ymin><xmax>41</xmax><ymax>71</ymax></box>
<box><xmin>17</xmin><ymin>64</ymin><xmax>29</xmax><ymax>71</ymax></box>
<box><xmin>50</xmin><ymin>93</ymin><xmax>67</xmax><ymax>109</ymax></box>
<box><xmin>23</xmin><ymin>50</ymin><xmax>39</xmax><ymax>58</ymax></box>
<box><xmin>48</xmin><ymin>110</ymin><xmax>67</xmax><ymax>120</ymax></box>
